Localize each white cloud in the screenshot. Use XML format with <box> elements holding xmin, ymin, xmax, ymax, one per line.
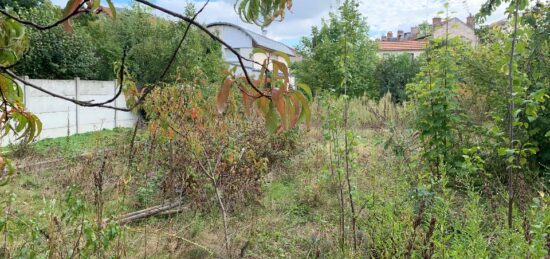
<box><xmin>360</xmin><ymin>0</ymin><xmax>507</xmax><ymax>37</ymax></box>
<box><xmin>151</xmin><ymin>0</ymin><xmax>337</xmax><ymax>42</ymax></box>
<box><xmin>49</xmin><ymin>0</ymin><xmax>509</xmax><ymax>46</ymax></box>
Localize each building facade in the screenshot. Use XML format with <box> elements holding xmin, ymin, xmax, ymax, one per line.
<box><xmin>376</xmin><ymin>16</ymin><xmax>478</xmax><ymax>58</ymax></box>
<box><xmin>207</xmin><ymin>22</ymin><xmax>296</xmax><ymax>81</ymax></box>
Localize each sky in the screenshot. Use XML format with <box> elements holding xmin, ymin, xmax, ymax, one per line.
<box><xmin>51</xmin><ymin>0</ymin><xmax>508</xmax><ymax>47</ymax></box>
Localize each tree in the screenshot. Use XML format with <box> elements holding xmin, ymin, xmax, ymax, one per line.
<box><xmin>85</xmin><ymin>3</ymin><xmax>225</xmax><ymax>85</ymax></box>
<box><xmin>0</xmin><ymin>0</ymin><xmax>306</xmax><ymax>165</ymax></box>
<box><xmin>293</xmin><ymin>0</ymin><xmax>377</xmax><ymax>97</ymax></box>
<box><xmin>0</xmin><ymin>0</ymin><xmax>43</xmax><ymax>11</ymax></box>
<box><xmin>418</xmin><ymin>20</ymin><xmax>432</xmax><ymax>37</ymax></box>
<box><xmin>375</xmin><ymin>54</ymin><xmax>419</xmax><ymax>103</ymax></box>
<box><xmin>13</xmin><ymin>1</ymin><xmax>100</xmax><ymax>80</ymax></box>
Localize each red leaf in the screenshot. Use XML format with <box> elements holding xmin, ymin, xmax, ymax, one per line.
<box><xmin>289</xmin><ymin>94</ymin><xmax>302</xmax><ymax>128</ymax></box>
<box><xmin>217</xmin><ymin>78</ymin><xmax>233</xmax><ymax>114</ymax></box>
<box><xmin>256</xmin><ymin>97</ymin><xmax>270</xmax><ymax>118</ymax></box>
<box><xmin>272</xmin><ymin>88</ymin><xmax>286</xmax><ymax>129</ymax></box>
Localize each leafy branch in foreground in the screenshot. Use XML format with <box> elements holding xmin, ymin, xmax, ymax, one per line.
<box><xmin>217</xmin><ymin>49</ymin><xmax>311</xmax><ymax>133</ymax></box>
<box><xmin>0</xmin><ymin>17</ymin><xmax>41</xmax><ymax>166</ymax></box>
<box><xmin>236</xmin><ymin>0</ymin><xmax>292</xmax><ymax>28</ymax></box>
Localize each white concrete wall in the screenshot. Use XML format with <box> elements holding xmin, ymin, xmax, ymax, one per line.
<box><xmin>1</xmin><ymin>78</ymin><xmax>137</xmax><ymax>146</ymax></box>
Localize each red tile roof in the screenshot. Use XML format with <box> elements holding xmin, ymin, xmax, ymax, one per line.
<box><xmin>378</xmin><ymin>41</ymin><xmax>428</xmax><ymax>51</ymax></box>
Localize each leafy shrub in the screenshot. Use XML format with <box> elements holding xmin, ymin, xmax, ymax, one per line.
<box><xmin>375</xmin><ymin>54</ymin><xmax>419</xmax><ymax>103</ymax></box>
<box><xmin>138</xmin><ymin>84</ymin><xmax>300</xmax><ymax>212</ymax></box>
<box><xmin>14</xmin><ymin>2</ymin><xmax>100</xmax><ymax>79</ymax></box>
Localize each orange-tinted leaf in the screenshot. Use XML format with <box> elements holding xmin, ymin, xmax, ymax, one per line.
<box><xmin>283</xmin><ymin>96</ymin><xmax>294</xmax><ymax>130</ymax></box>
<box><xmin>167</xmin><ymin>128</ymin><xmax>175</xmax><ymax>140</ymax></box>
<box><xmin>241</xmin><ymin>88</ymin><xmax>253</xmax><ymax>116</ymax></box>
<box><xmin>190</xmin><ymin>107</ymin><xmax>198</xmax><ymax>120</ymax></box>
<box><xmin>217</xmin><ymin>78</ymin><xmax>233</xmax><ymax>114</ymax></box>
<box><xmin>258</xmin><ymin>59</ymin><xmax>269</xmax><ymax>84</ymax></box>
<box><xmin>105</xmin><ymin>0</ymin><xmax>117</xmax><ymax>18</ymax></box>
<box><xmin>63</xmin><ymin>0</ymin><xmax>82</xmax><ymax>32</ymax></box>
<box><xmin>256</xmin><ymin>97</ymin><xmax>270</xmax><ymax>118</ymax></box>
<box><xmin>272</xmin><ymin>88</ymin><xmax>286</xmax><ymax>129</ymax></box>
<box><xmin>98</xmin><ymin>6</ymin><xmax>114</xmax><ymax>17</ymax></box>
<box><xmin>272</xmin><ymin>60</ymin><xmax>290</xmax><ymax>92</ymax></box>
<box><xmin>289</xmin><ymin>94</ymin><xmax>302</xmax><ymax>128</ymax></box>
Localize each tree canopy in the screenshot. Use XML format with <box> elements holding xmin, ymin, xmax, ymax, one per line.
<box><xmin>293</xmin><ymin>0</ymin><xmax>377</xmax><ymax>97</ymax></box>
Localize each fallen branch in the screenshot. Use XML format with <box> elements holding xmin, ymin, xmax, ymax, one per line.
<box><xmin>107</xmin><ymin>200</ymin><xmax>186</xmax><ymax>225</ymax></box>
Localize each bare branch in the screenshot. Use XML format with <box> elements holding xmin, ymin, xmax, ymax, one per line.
<box><xmin>159</xmin><ymin>0</ymin><xmax>210</xmax><ymax>81</ymax></box>
<box><xmin>1</xmin><ymin>0</ymin><xmax>273</xmax><ymax>113</ymax></box>
<box><xmin>2</xmin><ymin>69</ymin><xmax>129</xmax><ymax>111</ymax></box>
<box><xmin>134</xmin><ymin>0</ymin><xmax>270</xmax><ymax>98</ymax></box>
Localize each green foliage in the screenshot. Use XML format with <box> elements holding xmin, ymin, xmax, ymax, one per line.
<box><xmin>236</xmin><ymin>0</ymin><xmax>292</xmax><ymax>28</ymax></box>
<box><xmin>13</xmin><ymin>2</ymin><xmax>224</xmax><ymax>84</ymax></box>
<box><xmin>13</xmin><ymin>1</ymin><xmax>100</xmax><ymax>79</ymax></box>
<box><xmin>375</xmin><ymin>54</ymin><xmax>419</xmax><ymax>103</ymax></box>
<box><xmin>417</xmin><ymin>20</ymin><xmax>432</xmax><ymax>37</ymax></box>
<box><xmin>0</xmin><ymin>14</ymin><xmax>42</xmax><ymax>175</ymax></box>
<box><xmin>407</xmin><ymin>37</ymin><xmax>468</xmax><ymax>177</ymax></box>
<box><xmin>217</xmin><ymin>49</ymin><xmax>311</xmax><ymax>133</ymax></box>
<box><xmin>0</xmin><ymin>0</ymin><xmax>43</xmax><ymax>11</ymax></box>
<box><xmin>467</xmin><ymin>1</ymin><xmax>549</xmax><ymax>174</ymax></box>
<box><xmin>0</xmin><ymin>187</ymin><xmax>122</xmax><ymax>257</ymax></box>
<box><xmin>294</xmin><ymin>0</ymin><xmax>377</xmax><ymax>97</ymax></box>
<box><xmin>87</xmin><ymin>3</ymin><xmax>224</xmax><ymax>85</ymax></box>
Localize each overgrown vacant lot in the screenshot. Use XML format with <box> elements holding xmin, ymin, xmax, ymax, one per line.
<box><xmin>0</xmin><ymin>0</ymin><xmax>549</xmax><ymax>258</ymax></box>
<box><xmin>1</xmin><ymin>95</ymin><xmax>548</xmax><ymax>258</ymax></box>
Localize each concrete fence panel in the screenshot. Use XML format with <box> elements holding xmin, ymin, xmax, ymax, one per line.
<box><xmin>0</xmin><ymin>77</ymin><xmax>138</xmax><ymax>146</ymax></box>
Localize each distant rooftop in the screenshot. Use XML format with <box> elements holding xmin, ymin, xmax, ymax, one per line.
<box><xmin>379</xmin><ymin>16</ymin><xmax>475</xmax><ymax>42</ymax></box>
<box><xmin>378</xmin><ymin>41</ymin><xmax>428</xmax><ymax>51</ymax></box>
<box><xmin>207</xmin><ymin>22</ymin><xmax>295</xmax><ymax>57</ymax></box>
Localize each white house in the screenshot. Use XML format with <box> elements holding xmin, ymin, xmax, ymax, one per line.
<box><xmin>206</xmin><ymin>22</ymin><xmax>296</xmax><ymax>82</ymax></box>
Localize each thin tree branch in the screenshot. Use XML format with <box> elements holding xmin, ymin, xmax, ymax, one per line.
<box><xmin>0</xmin><ymin>1</ymin><xmax>89</xmax><ymax>30</ymax></box>
<box><xmin>2</xmin><ymin>0</ymin><xmax>272</xmax><ymax>113</ymax></box>
<box><xmin>159</xmin><ymin>0</ymin><xmax>210</xmax><ymax>81</ymax></box>
<box><xmin>2</xmin><ymin>69</ymin><xmax>130</xmax><ymax>111</ymax></box>
<box><xmin>134</xmin><ymin>0</ymin><xmax>270</xmax><ymax>98</ymax></box>
<box><xmin>507</xmin><ymin>0</ymin><xmax>520</xmax><ymax>230</ymax></box>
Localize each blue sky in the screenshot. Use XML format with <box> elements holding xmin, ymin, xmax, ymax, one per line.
<box><xmin>52</xmin><ymin>0</ymin><xmax>507</xmax><ymax>47</ymax></box>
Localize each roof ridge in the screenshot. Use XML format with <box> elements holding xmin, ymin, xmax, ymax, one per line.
<box><xmin>207</xmin><ymin>22</ymin><xmax>295</xmax><ymax>56</ymax></box>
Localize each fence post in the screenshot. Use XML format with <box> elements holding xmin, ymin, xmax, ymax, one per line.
<box><xmin>23</xmin><ymin>76</ymin><xmax>29</xmax><ymax>106</ymax></box>
<box><xmin>75</xmin><ymin>77</ymin><xmax>80</xmax><ymax>134</ymax></box>
<box><xmin>114</xmin><ymin>79</ymin><xmax>118</xmax><ymax>128</ymax></box>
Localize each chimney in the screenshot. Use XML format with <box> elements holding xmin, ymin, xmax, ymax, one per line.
<box><xmin>466</xmin><ymin>15</ymin><xmax>475</xmax><ymax>29</ymax></box>
<box><xmin>432</xmin><ymin>17</ymin><xmax>442</xmax><ymax>28</ymax></box>
<box><xmin>387</xmin><ymin>31</ymin><xmax>393</xmax><ymax>39</ymax></box>
<box><xmin>397</xmin><ymin>30</ymin><xmax>404</xmax><ymax>41</ymax></box>
<box><xmin>411</xmin><ymin>26</ymin><xmax>419</xmax><ymax>39</ymax></box>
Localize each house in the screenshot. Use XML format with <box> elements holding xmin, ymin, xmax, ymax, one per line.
<box><xmin>432</xmin><ymin>16</ymin><xmax>478</xmax><ymax>46</ymax></box>
<box><xmin>207</xmin><ymin>22</ymin><xmax>296</xmax><ymax>82</ymax></box>
<box><xmin>377</xmin><ymin>40</ymin><xmax>428</xmax><ymax>59</ymax></box>
<box><xmin>376</xmin><ymin>16</ymin><xmax>478</xmax><ymax>58</ymax></box>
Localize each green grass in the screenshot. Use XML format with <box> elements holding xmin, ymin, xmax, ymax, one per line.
<box><xmin>3</xmin><ymin>127</ymin><xmax>144</xmax><ymax>158</ymax></box>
